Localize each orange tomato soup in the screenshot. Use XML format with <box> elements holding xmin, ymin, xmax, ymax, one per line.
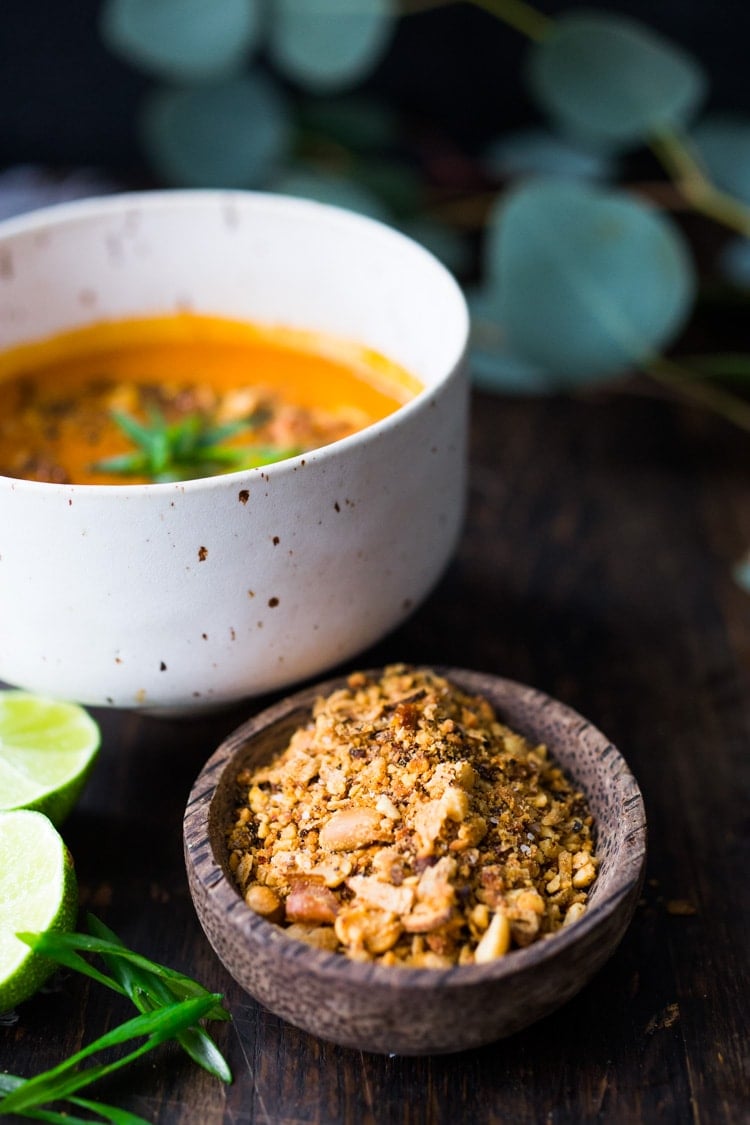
<box><xmin>0</xmin><ymin>314</ymin><xmax>421</xmax><ymax>485</ymax></box>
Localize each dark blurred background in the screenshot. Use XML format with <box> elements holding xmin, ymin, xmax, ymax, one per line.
<box><xmin>2</xmin><ymin>0</ymin><xmax>750</xmax><ymax>177</ymax></box>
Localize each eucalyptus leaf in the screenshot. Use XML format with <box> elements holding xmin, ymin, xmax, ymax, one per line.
<box><xmin>100</xmin><ymin>0</ymin><xmax>263</xmax><ymax>82</ymax></box>
<box><xmin>527</xmin><ymin>12</ymin><xmax>706</xmax><ymax>149</ymax></box>
<box><xmin>690</xmin><ymin>115</ymin><xmax>750</xmax><ymax>206</ymax></box>
<box><xmin>268</xmin><ymin>0</ymin><xmax>396</xmax><ymax>91</ymax></box>
<box><xmin>471</xmin><ymin>340</ymin><xmax>562</xmax><ymax>395</ymax></box>
<box><xmin>484</xmin><ymin>179</ymin><xmax>696</xmax><ymax>383</ymax></box>
<box><xmin>467</xmin><ymin>286</ymin><xmax>561</xmax><ymax>394</ymax></box>
<box><xmin>733</xmin><ymin>555</ymin><xmax>750</xmax><ymax>594</ymax></box>
<box><xmin>482</xmin><ymin>128</ymin><xmax>618</xmax><ymax>182</ymax></box>
<box><xmin>140</xmin><ymin>73</ymin><xmax>291</xmax><ymax>188</ymax></box>
<box><xmin>718</xmin><ymin>237</ymin><xmax>750</xmax><ymax>288</ymax></box>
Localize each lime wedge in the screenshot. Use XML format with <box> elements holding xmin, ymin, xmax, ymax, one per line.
<box><xmin>0</xmin><ymin>809</ymin><xmax>77</xmax><ymax>1011</ymax></box>
<box><xmin>0</xmin><ymin>691</ymin><xmax>101</xmax><ymax>826</ymax></box>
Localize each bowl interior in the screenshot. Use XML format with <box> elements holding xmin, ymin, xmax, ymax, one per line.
<box><xmin>0</xmin><ymin>190</ymin><xmax>468</xmax><ymax>392</ymax></box>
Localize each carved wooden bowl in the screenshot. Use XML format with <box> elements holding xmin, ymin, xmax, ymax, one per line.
<box><xmin>183</xmin><ymin>669</ymin><xmax>646</xmax><ymax>1055</ymax></box>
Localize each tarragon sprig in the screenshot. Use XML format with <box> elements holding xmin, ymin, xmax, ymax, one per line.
<box><xmin>92</xmin><ymin>406</ymin><xmax>299</xmax><ymax>482</ymax></box>
<box><xmin>0</xmin><ymin>914</ymin><xmax>232</xmax><ymax>1121</ymax></box>
<box><xmin>0</xmin><ymin>997</ymin><xmax>217</xmax><ymax>1119</ymax></box>
<box><xmin>0</xmin><ymin>1071</ymin><xmax>150</xmax><ymax>1124</ymax></box>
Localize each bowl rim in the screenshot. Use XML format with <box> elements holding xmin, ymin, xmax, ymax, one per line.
<box><xmin>0</xmin><ymin>188</ymin><xmax>469</xmax><ymax>497</ymax></box>
<box><xmin>184</xmin><ymin>665</ymin><xmax>647</xmax><ymax>991</ymax></box>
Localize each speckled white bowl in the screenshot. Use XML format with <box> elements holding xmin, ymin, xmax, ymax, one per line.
<box><xmin>0</xmin><ymin>191</ymin><xmax>469</xmax><ymax>711</ymax></box>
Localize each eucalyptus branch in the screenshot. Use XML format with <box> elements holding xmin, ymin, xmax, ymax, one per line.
<box><xmin>643</xmin><ymin>355</ymin><xmax>750</xmax><ymax>433</ymax></box>
<box><xmin>466</xmin><ymin>0</ymin><xmax>552</xmax><ymax>41</ymax></box>
<box><xmin>675</xmin><ymin>353</ymin><xmax>750</xmax><ymax>380</ymax></box>
<box><xmin>401</xmin><ymin>0</ymin><xmax>551</xmax><ymax>38</ymax></box>
<box><xmin>649</xmin><ymin>128</ymin><xmax>750</xmax><ymax>238</ymax></box>
<box><xmin>399</xmin><ymin>0</ymin><xmax>455</xmax><ymax>15</ymax></box>
<box><xmin>454</xmin><ymin>0</ymin><xmax>750</xmax><ymax>239</ymax></box>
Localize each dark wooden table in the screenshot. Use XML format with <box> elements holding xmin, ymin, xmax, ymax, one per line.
<box><xmin>3</xmin><ymin>387</ymin><xmax>749</xmax><ymax>1124</ymax></box>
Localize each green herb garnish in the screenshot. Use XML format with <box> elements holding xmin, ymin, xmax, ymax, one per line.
<box><xmin>0</xmin><ymin>914</ymin><xmax>231</xmax><ymax>1121</ymax></box>
<box><xmin>92</xmin><ymin>406</ymin><xmax>299</xmax><ymax>482</ymax></box>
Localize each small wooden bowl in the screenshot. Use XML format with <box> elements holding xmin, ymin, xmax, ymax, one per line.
<box><xmin>183</xmin><ymin>669</ymin><xmax>646</xmax><ymax>1055</ymax></box>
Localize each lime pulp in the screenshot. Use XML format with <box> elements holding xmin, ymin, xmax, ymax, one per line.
<box><xmin>0</xmin><ymin>809</ymin><xmax>77</xmax><ymax>1012</ymax></box>
<box><xmin>0</xmin><ymin>691</ymin><xmax>101</xmax><ymax>826</ymax></box>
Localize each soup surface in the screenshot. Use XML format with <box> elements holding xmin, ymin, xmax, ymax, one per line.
<box><xmin>0</xmin><ymin>314</ymin><xmax>420</xmax><ymax>485</ymax></box>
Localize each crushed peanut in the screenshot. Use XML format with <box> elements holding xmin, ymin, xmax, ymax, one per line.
<box><xmin>227</xmin><ymin>665</ymin><xmax>599</xmax><ymax>968</ymax></box>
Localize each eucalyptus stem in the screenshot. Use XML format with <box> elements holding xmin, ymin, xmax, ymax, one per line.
<box><xmin>650</xmin><ymin>128</ymin><xmax>750</xmax><ymax>238</ymax></box>
<box><xmin>644</xmin><ymin>356</ymin><xmax>750</xmax><ymax>434</ymax></box>
<box><xmin>457</xmin><ymin>0</ymin><xmax>750</xmax><ymax>235</ymax></box>
<box><xmin>399</xmin><ymin>0</ymin><xmax>455</xmax><ymax>15</ymax></box>
<box><xmin>677</xmin><ymin>353</ymin><xmax>750</xmax><ymax>380</ymax></box>
<box><xmin>467</xmin><ymin>0</ymin><xmax>552</xmax><ymax>41</ymax></box>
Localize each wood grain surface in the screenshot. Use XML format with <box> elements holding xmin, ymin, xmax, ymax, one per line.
<box><xmin>2</xmin><ymin>388</ymin><xmax>749</xmax><ymax>1123</ymax></box>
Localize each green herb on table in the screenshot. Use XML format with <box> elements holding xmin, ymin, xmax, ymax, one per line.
<box><xmin>92</xmin><ymin>406</ymin><xmax>299</xmax><ymax>482</ymax></box>
<box><xmin>0</xmin><ymin>1069</ymin><xmax>154</xmax><ymax>1124</ymax></box>
<box><xmin>0</xmin><ymin>914</ymin><xmax>231</xmax><ymax>1122</ymax></box>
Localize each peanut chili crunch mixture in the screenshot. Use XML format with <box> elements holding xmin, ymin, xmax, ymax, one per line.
<box><xmin>227</xmin><ymin>666</ymin><xmax>599</xmax><ymax>968</ymax></box>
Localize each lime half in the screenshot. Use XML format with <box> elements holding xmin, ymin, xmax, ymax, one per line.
<box><xmin>0</xmin><ymin>691</ymin><xmax>101</xmax><ymax>826</ymax></box>
<box><xmin>0</xmin><ymin>809</ymin><xmax>77</xmax><ymax>1011</ymax></box>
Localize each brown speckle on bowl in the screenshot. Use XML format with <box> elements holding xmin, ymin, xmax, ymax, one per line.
<box><xmin>184</xmin><ymin>668</ymin><xmax>646</xmax><ymax>1056</ymax></box>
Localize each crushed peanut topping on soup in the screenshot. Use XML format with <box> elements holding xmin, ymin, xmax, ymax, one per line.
<box><xmin>227</xmin><ymin>665</ymin><xmax>599</xmax><ymax>969</ymax></box>
<box><xmin>0</xmin><ymin>314</ymin><xmax>420</xmax><ymax>485</ymax></box>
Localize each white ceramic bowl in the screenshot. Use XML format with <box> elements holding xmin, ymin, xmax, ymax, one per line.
<box><xmin>0</xmin><ymin>191</ymin><xmax>469</xmax><ymax>712</ymax></box>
